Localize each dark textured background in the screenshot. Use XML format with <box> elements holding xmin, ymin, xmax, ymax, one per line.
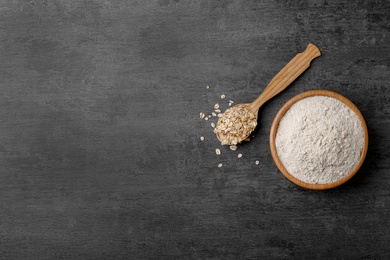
<box><xmin>0</xmin><ymin>0</ymin><xmax>389</xmax><ymax>259</ymax></box>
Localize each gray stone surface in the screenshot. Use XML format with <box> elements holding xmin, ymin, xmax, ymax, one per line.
<box><xmin>0</xmin><ymin>0</ymin><xmax>389</xmax><ymax>259</ymax></box>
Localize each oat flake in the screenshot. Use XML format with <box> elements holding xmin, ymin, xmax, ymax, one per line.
<box><xmin>214</xmin><ymin>105</ymin><xmax>257</xmax><ymax>145</ymax></box>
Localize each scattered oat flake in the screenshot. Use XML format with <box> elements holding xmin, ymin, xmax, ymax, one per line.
<box><xmin>215</xmin><ymin>109</ymin><xmax>221</xmax><ymax>113</ymax></box>
<box><xmin>238</xmin><ymin>153</ymin><xmax>243</xmax><ymax>158</ymax></box>
<box><xmin>206</xmin><ymin>85</ymin><xmax>210</xmax><ymax>89</ymax></box>
<box><xmin>214</xmin><ymin>103</ymin><xmax>219</xmax><ymax>109</ymax></box>
<box><xmin>200</xmin><ymin>112</ymin><xmax>205</xmax><ymax>119</ymax></box>
<box><xmin>218</xmin><ymin>163</ymin><xmax>223</xmax><ymax>168</ymax></box>
<box><xmin>205</xmin><ymin>117</ymin><xmax>209</xmax><ymax>121</ymax></box>
<box><xmin>215</xmin><ymin>148</ymin><xmax>221</xmax><ymax>155</ymax></box>
<box><xmin>212</xmin><ymin>112</ymin><xmax>217</xmax><ymax>117</ymax></box>
<box><xmin>211</xmin><ymin>122</ymin><xmax>215</xmax><ymax>128</ymax></box>
<box><xmin>255</xmin><ymin>160</ymin><xmax>260</xmax><ymax>165</ymax></box>
<box><xmin>229</xmin><ymin>100</ymin><xmax>234</xmax><ymax>104</ymax></box>
<box><xmin>200</xmin><ymin>136</ymin><xmax>205</xmax><ymax>141</ymax></box>
<box><xmin>221</xmin><ymin>94</ymin><xmax>226</xmax><ymax>99</ymax></box>
<box><xmin>230</xmin><ymin>145</ymin><xmax>237</xmax><ymax>151</ymax></box>
<box><xmin>228</xmin><ymin>103</ymin><xmax>232</xmax><ymax>107</ymax></box>
<box><xmin>208</xmin><ymin>115</ymin><xmax>211</xmax><ymax>118</ymax></box>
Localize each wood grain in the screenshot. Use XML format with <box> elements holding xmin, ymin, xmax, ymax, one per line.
<box><xmin>248</xmin><ymin>43</ymin><xmax>321</xmax><ymax>113</ymax></box>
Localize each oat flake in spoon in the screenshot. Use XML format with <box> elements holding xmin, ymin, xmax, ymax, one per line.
<box><xmin>214</xmin><ymin>105</ymin><xmax>257</xmax><ymax>145</ymax></box>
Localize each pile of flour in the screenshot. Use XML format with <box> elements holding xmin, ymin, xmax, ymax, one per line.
<box><xmin>275</xmin><ymin>96</ymin><xmax>364</xmax><ymax>184</ymax></box>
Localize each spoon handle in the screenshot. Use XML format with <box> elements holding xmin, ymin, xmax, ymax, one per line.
<box><xmin>248</xmin><ymin>43</ymin><xmax>321</xmax><ymax>112</ymax></box>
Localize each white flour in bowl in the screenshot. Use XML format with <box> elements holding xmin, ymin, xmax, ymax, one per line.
<box><xmin>275</xmin><ymin>96</ymin><xmax>364</xmax><ymax>184</ymax></box>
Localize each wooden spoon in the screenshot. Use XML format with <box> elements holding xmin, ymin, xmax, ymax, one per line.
<box><xmin>216</xmin><ymin>43</ymin><xmax>321</xmax><ymax>145</ymax></box>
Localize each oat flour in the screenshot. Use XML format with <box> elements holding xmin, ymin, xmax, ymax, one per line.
<box><xmin>275</xmin><ymin>96</ymin><xmax>364</xmax><ymax>184</ymax></box>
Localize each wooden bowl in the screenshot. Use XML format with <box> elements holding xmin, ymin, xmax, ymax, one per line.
<box><xmin>270</xmin><ymin>90</ymin><xmax>369</xmax><ymax>190</ymax></box>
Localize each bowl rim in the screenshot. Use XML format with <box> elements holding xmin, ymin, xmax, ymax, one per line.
<box><xmin>269</xmin><ymin>90</ymin><xmax>369</xmax><ymax>190</ymax></box>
